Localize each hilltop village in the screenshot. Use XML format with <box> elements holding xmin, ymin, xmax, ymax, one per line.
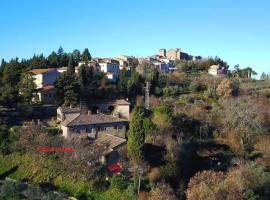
<box><xmin>0</xmin><ymin>47</ymin><xmax>270</xmax><ymax>200</ymax></box>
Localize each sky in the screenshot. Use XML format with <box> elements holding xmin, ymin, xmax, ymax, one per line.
<box><xmin>0</xmin><ymin>0</ymin><xmax>269</xmax><ymax>76</ymax></box>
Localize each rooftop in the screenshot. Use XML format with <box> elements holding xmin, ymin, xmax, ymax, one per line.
<box><xmin>98</xmin><ymin>58</ymin><xmax>120</xmax><ymax>65</ymax></box>
<box><xmin>94</xmin><ymin>133</ymin><xmax>126</xmax><ymax>153</ymax></box>
<box><xmin>89</xmin><ymin>98</ymin><xmax>130</xmax><ymax>106</ymax></box>
<box><xmin>30</xmin><ymin>68</ymin><xmax>54</xmax><ymax>74</ymax></box>
<box><xmin>64</xmin><ymin>112</ymin><xmax>128</xmax><ymax>127</ymax></box>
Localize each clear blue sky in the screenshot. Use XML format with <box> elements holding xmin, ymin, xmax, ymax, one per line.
<box><xmin>1</xmin><ymin>0</ymin><xmax>269</xmax><ymax>75</ymax></box>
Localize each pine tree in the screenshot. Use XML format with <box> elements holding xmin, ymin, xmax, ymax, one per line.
<box><xmin>55</xmin><ymin>73</ymin><xmax>67</xmax><ymax>106</ymax></box>
<box><xmin>18</xmin><ymin>72</ymin><xmax>37</xmax><ymax>104</ymax></box>
<box><xmin>82</xmin><ymin>48</ymin><xmax>92</xmax><ymax>62</ymax></box>
<box><xmin>78</xmin><ymin>65</ymin><xmax>94</xmax><ymax>99</ymax></box>
<box><xmin>64</xmin><ymin>80</ymin><xmax>80</xmax><ymax>106</ymax></box>
<box><xmin>127</xmin><ymin>107</ymin><xmax>145</xmax><ymax>163</ymax></box>
<box><xmin>78</xmin><ymin>64</ymin><xmax>87</xmax><ymax>91</ymax></box>
<box><xmin>57</xmin><ymin>46</ymin><xmax>64</xmax><ymax>56</ymax></box>
<box><xmin>67</xmin><ymin>56</ymin><xmax>75</xmax><ymax>75</ymax></box>
<box><xmin>72</xmin><ymin>49</ymin><xmax>81</xmax><ymax>64</ymax></box>
<box><xmin>48</xmin><ymin>51</ymin><xmax>59</xmax><ymax>68</ymax></box>
<box><xmin>0</xmin><ymin>58</ymin><xmax>22</xmax><ymax>107</ymax></box>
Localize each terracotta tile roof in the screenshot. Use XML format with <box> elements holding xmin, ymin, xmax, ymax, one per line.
<box><xmin>61</xmin><ymin>113</ymin><xmax>81</xmax><ymax>126</ymax></box>
<box><xmin>65</xmin><ymin>113</ymin><xmax>128</xmax><ymax>127</ymax></box>
<box><xmin>30</xmin><ymin>68</ymin><xmax>54</xmax><ymax>74</ymax></box>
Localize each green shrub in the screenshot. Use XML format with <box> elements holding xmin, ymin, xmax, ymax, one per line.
<box><xmin>91</xmin><ymin>177</ymin><xmax>109</xmax><ymax>192</ymax></box>
<box><xmin>248</xmin><ymin>151</ymin><xmax>262</xmax><ymax>160</ymax></box>
<box><xmin>143</xmin><ymin>118</ymin><xmax>155</xmax><ymax>133</ymax></box>
<box><xmin>45</xmin><ymin>127</ymin><xmax>59</xmax><ymax>136</ymax></box>
<box><xmin>110</xmin><ymin>174</ymin><xmax>129</xmax><ymax>191</ymax></box>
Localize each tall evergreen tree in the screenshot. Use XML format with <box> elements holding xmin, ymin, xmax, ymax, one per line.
<box><xmin>127</xmin><ymin>107</ymin><xmax>145</xmax><ymax>163</ymax></box>
<box><xmin>18</xmin><ymin>72</ymin><xmax>37</xmax><ymax>104</ymax></box>
<box><xmin>63</xmin><ymin>80</ymin><xmax>80</xmax><ymax>106</ymax></box>
<box><xmin>57</xmin><ymin>46</ymin><xmax>64</xmax><ymax>56</ymax></box>
<box><xmin>78</xmin><ymin>64</ymin><xmax>94</xmax><ymax>99</ymax></box>
<box><xmin>47</xmin><ymin>51</ymin><xmax>59</xmax><ymax>68</ymax></box>
<box><xmin>67</xmin><ymin>56</ymin><xmax>75</xmax><ymax>75</ymax></box>
<box><xmin>55</xmin><ymin>73</ymin><xmax>67</xmax><ymax>106</ymax></box>
<box><xmin>0</xmin><ymin>58</ymin><xmax>22</xmax><ymax>107</ymax></box>
<box><xmin>72</xmin><ymin>49</ymin><xmax>81</xmax><ymax>65</ymax></box>
<box><xmin>118</xmin><ymin>67</ymin><xmax>129</xmax><ymax>94</ymax></box>
<box><xmin>78</xmin><ymin>64</ymin><xmax>87</xmax><ymax>91</ymax></box>
<box><xmin>82</xmin><ymin>48</ymin><xmax>92</xmax><ymax>62</ymax></box>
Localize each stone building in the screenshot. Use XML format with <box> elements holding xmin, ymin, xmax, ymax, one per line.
<box><xmin>158</xmin><ymin>48</ymin><xmax>166</xmax><ymax>57</ymax></box>
<box><xmin>57</xmin><ymin>102</ymin><xmax>129</xmax><ymax>165</ymax></box>
<box><xmin>167</xmin><ymin>48</ymin><xmax>181</xmax><ymax>60</ymax></box>
<box><xmin>59</xmin><ymin>110</ymin><xmax>128</xmax><ymax>139</ymax></box>
<box><xmin>57</xmin><ymin>98</ymin><xmax>130</xmax><ymax>138</ymax></box>
<box><xmin>208</xmin><ymin>65</ymin><xmax>228</xmax><ymax>76</ymax></box>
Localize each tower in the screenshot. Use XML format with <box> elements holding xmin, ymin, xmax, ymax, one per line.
<box><xmin>176</xmin><ymin>48</ymin><xmax>181</xmax><ymax>60</ymax></box>
<box><xmin>158</xmin><ymin>48</ymin><xmax>166</xmax><ymax>57</ymax></box>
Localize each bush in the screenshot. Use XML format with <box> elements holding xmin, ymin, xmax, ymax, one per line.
<box><xmin>110</xmin><ymin>175</ymin><xmax>129</xmax><ymax>191</ymax></box>
<box><xmin>143</xmin><ymin>118</ymin><xmax>155</xmax><ymax>134</ymax></box>
<box><xmin>216</xmin><ymin>79</ymin><xmax>233</xmax><ymax>97</ymax></box>
<box><xmin>187</xmin><ymin>163</ymin><xmax>270</xmax><ymax>200</ymax></box>
<box><xmin>153</xmin><ymin>106</ymin><xmax>173</xmax><ymax>130</ymax></box>
<box><xmin>248</xmin><ymin>151</ymin><xmax>262</xmax><ymax>160</ymax></box>
<box><xmin>45</xmin><ymin>127</ymin><xmax>59</xmax><ymax>136</ymax></box>
<box><xmin>149</xmin><ymin>168</ymin><xmax>161</xmax><ymax>186</ymax></box>
<box><xmin>91</xmin><ymin>177</ymin><xmax>109</xmax><ymax>192</ymax></box>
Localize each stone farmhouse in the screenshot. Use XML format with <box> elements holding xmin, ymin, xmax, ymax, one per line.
<box><xmin>208</xmin><ymin>65</ymin><xmax>229</xmax><ymax>76</ymax></box>
<box><xmin>57</xmin><ymin>99</ymin><xmax>130</xmax><ymax>138</ymax></box>
<box><xmin>57</xmin><ymin>98</ymin><xmax>130</xmax><ymax>164</ymax></box>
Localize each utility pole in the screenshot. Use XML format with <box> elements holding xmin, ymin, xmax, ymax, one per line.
<box><xmin>144</xmin><ymin>82</ymin><xmax>150</xmax><ymax>109</ymax></box>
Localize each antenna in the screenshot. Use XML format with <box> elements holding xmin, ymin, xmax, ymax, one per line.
<box><xmin>145</xmin><ymin>82</ymin><xmax>150</xmax><ymax>109</ymax></box>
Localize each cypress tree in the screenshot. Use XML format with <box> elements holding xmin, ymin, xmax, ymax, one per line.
<box><xmin>127</xmin><ymin>107</ymin><xmax>145</xmax><ymax>163</ymax></box>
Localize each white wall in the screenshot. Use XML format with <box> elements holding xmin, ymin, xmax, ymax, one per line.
<box><xmin>33</xmin><ymin>70</ymin><xmax>60</xmax><ymax>88</ymax></box>
<box><xmin>100</xmin><ymin>63</ymin><xmax>120</xmax><ymax>80</ymax></box>
<box><xmin>115</xmin><ymin>105</ymin><xmax>129</xmax><ymax>119</ymax></box>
